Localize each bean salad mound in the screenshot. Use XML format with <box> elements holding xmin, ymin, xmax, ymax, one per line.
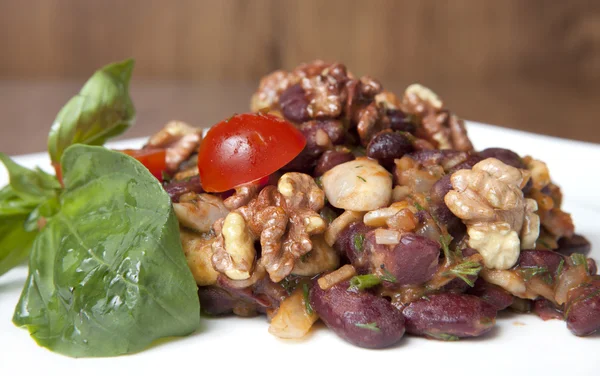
<box><xmin>157</xmin><ymin>60</ymin><xmax>599</xmax><ymax>348</ymax></box>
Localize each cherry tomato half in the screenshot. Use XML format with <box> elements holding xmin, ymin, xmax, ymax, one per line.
<box><xmin>52</xmin><ymin>148</ymin><xmax>167</xmax><ymax>185</ymax></box>
<box><xmin>197</xmin><ymin>113</ymin><xmax>306</xmax><ymax>192</ymax></box>
<box><xmin>121</xmin><ymin>148</ymin><xmax>167</xmax><ymax>181</ymax></box>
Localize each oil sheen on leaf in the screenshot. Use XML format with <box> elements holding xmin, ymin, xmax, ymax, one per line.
<box><xmin>13</xmin><ymin>145</ymin><xmax>200</xmax><ymax>357</ymax></box>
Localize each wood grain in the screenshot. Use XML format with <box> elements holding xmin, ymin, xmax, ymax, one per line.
<box><xmin>0</xmin><ymin>0</ymin><xmax>598</xmax><ymax>148</ymax></box>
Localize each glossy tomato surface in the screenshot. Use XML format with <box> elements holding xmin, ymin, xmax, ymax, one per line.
<box><xmin>121</xmin><ymin>148</ymin><xmax>167</xmax><ymax>181</ymax></box>
<box><xmin>197</xmin><ymin>113</ymin><xmax>306</xmax><ymax>192</ymax></box>
<box><xmin>53</xmin><ymin>148</ymin><xmax>167</xmax><ymax>184</ymax></box>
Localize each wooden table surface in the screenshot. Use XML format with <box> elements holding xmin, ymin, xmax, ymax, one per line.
<box><xmin>1</xmin><ymin>79</ymin><xmax>598</xmax><ymax>156</ymax></box>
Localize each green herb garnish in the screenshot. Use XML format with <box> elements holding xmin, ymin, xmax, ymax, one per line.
<box><xmin>413</xmin><ymin>201</ymin><xmax>425</xmax><ymax>211</ymax></box>
<box><xmin>355</xmin><ymin>322</ymin><xmax>381</xmax><ymax>332</ymax></box>
<box><xmin>380</xmin><ymin>269</ymin><xmax>397</xmax><ymax>283</ymax></box>
<box><xmin>440</xmin><ymin>233</ymin><xmax>454</xmax><ymax>261</ymax></box>
<box><xmin>348</xmin><ymin>274</ymin><xmax>382</xmax><ymax>291</ymax></box>
<box><xmin>357</xmin><ymin>175</ymin><xmax>367</xmax><ymax>182</ymax></box>
<box><xmin>571</xmin><ymin>253</ymin><xmax>588</xmax><ymax>268</ymax></box>
<box><xmin>302</xmin><ymin>283</ymin><xmax>313</xmax><ymax>315</ymax></box>
<box><xmin>519</xmin><ymin>266</ymin><xmax>550</xmax><ymax>283</ymax></box>
<box><xmin>425</xmin><ymin>332</ymin><xmax>459</xmax><ymax>341</ymax></box>
<box><xmin>556</xmin><ymin>259</ymin><xmax>565</xmax><ymax>276</ymax></box>
<box><xmin>444</xmin><ymin>260</ymin><xmax>482</xmax><ymax>287</ymax></box>
<box><xmin>353</xmin><ymin>233</ymin><xmax>365</xmax><ymax>252</ymax></box>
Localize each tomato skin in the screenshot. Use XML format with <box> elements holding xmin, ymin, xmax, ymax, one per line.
<box><xmin>197</xmin><ymin>113</ymin><xmax>306</xmax><ymax>192</ymax></box>
<box><xmin>121</xmin><ymin>149</ymin><xmax>167</xmax><ymax>181</ymax></box>
<box><xmin>53</xmin><ymin>148</ymin><xmax>167</xmax><ymax>183</ymax></box>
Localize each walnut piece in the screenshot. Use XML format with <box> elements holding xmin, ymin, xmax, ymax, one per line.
<box><xmin>421</xmin><ymin>111</ymin><xmax>473</xmax><ymax>151</ymax></box>
<box><xmin>524</xmin><ymin>157</ymin><xmax>551</xmax><ymax>190</ymax></box>
<box><xmin>145</xmin><ymin>121</ymin><xmax>203</xmax><ymax>171</ymax></box>
<box><xmin>402</xmin><ymin>83</ymin><xmax>443</xmax><ymax>116</ymax></box>
<box><xmin>224</xmin><ymin>183</ymin><xmax>259</xmax><ymax>211</ymax></box>
<box><xmin>322</xmin><ymin>158</ymin><xmax>392</xmax><ymax>211</ymax></box>
<box><xmin>444</xmin><ymin>158</ymin><xmax>540</xmax><ymax>269</ymax></box>
<box><xmin>250</xmin><ymin>70</ymin><xmax>295</xmax><ymax>112</ymax></box>
<box><xmin>212</xmin><ymin>212</ymin><xmax>256</xmax><ymax>280</ymax></box>
<box><xmin>214</xmin><ymin>173</ymin><xmax>327</xmax><ymax>283</ymax></box>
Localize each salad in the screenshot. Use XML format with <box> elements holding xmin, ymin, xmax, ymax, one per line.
<box><xmin>1</xmin><ymin>59</ymin><xmax>598</xmax><ymax>357</ymax></box>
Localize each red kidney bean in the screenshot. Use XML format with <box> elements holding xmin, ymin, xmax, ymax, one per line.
<box><xmin>447</xmin><ymin>153</ymin><xmax>484</xmax><ymax>173</ymax></box>
<box><xmin>518</xmin><ymin>249</ymin><xmax>565</xmax><ymax>277</ymax></box>
<box><xmin>479</xmin><ymin>148</ymin><xmax>525</xmax><ymax>169</ymax></box>
<box><xmin>310</xmin><ymin>281</ymin><xmax>405</xmax><ymax>348</ymax></box>
<box><xmin>565</xmin><ymin>278</ymin><xmax>600</xmax><ymax>336</ymax></box>
<box><xmin>387</xmin><ymin>109</ymin><xmax>416</xmax><ymax>134</ymax></box>
<box><xmin>279</xmin><ymin>84</ymin><xmax>310</xmax><ymax>123</ymax></box>
<box><xmin>509</xmin><ymin>297</ymin><xmax>532</xmax><ymax>313</ymax></box>
<box><xmin>314</xmin><ymin>149</ymin><xmax>355</xmax><ymax>177</ymax></box>
<box><xmin>283</xmin><ymin>119</ymin><xmax>345</xmax><ymax>172</ymax></box>
<box><xmin>366</xmin><ymin>131</ymin><xmax>414</xmax><ymax>169</ymax></box>
<box><xmin>467</xmin><ymin>278</ymin><xmax>514</xmax><ymax>311</ymax></box>
<box><xmin>401</xmin><ymin>293</ymin><xmax>497</xmax><ymax>339</ymax></box>
<box><xmin>442</xmin><ymin>276</ymin><xmax>472</xmax><ymax>293</ymax></box>
<box><xmin>364</xmin><ymin>232</ymin><xmax>440</xmax><ymax>286</ymax></box>
<box><xmin>334</xmin><ymin>221</ymin><xmax>374</xmax><ymax>273</ymax></box>
<box><xmin>429</xmin><ymin>174</ymin><xmax>466</xmax><ymax>239</ymax></box>
<box><xmin>588</xmin><ymin>258</ymin><xmax>597</xmax><ymax>276</ymax></box>
<box><xmin>556</xmin><ymin>234</ymin><xmax>592</xmax><ymax>256</ymax></box>
<box><xmin>198</xmin><ymin>286</ymin><xmax>237</xmax><ymax>316</ymax></box>
<box><xmin>164</xmin><ymin>175</ymin><xmax>203</xmax><ymax>202</ymax></box>
<box><xmin>533</xmin><ymin>298</ymin><xmax>564</xmax><ymax>321</ymax></box>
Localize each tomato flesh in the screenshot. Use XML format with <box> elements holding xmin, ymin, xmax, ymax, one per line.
<box><xmin>197</xmin><ymin>113</ymin><xmax>306</xmax><ymax>192</ymax></box>
<box><xmin>121</xmin><ymin>149</ymin><xmax>167</xmax><ymax>181</ymax></box>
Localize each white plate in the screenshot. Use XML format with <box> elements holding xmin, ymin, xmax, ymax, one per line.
<box><xmin>1</xmin><ymin>122</ymin><xmax>599</xmax><ymax>376</ymax></box>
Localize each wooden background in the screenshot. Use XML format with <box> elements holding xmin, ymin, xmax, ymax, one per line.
<box><xmin>0</xmin><ymin>0</ymin><xmax>599</xmax><ymax>154</ymax></box>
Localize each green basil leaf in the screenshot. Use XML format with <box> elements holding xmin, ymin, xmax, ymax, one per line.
<box><xmin>0</xmin><ymin>153</ymin><xmax>60</xmax><ymax>201</ymax></box>
<box><xmin>0</xmin><ymin>155</ymin><xmax>61</xmax><ymax>276</ymax></box>
<box><xmin>0</xmin><ymin>185</ymin><xmax>36</xmax><ymax>217</ymax></box>
<box><xmin>47</xmin><ymin>59</ymin><xmax>136</xmax><ymax>164</ymax></box>
<box><xmin>0</xmin><ymin>213</ymin><xmax>36</xmax><ymax>276</ymax></box>
<box><xmin>13</xmin><ymin>145</ymin><xmax>200</xmax><ymax>357</ymax></box>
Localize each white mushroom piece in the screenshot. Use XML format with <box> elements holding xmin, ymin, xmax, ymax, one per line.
<box><xmin>321</xmin><ymin>158</ymin><xmax>392</xmax><ymax>211</ymax></box>
<box><xmin>444</xmin><ymin>158</ymin><xmax>540</xmax><ymax>270</ymax></box>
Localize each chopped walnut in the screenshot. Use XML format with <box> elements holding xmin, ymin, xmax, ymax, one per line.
<box><xmin>300</xmin><ymin>63</ymin><xmax>349</xmax><ymax>119</ymax></box>
<box><xmin>224</xmin><ymin>183</ymin><xmax>259</xmax><ymax>211</ymax></box>
<box><xmin>356</xmin><ymin>102</ymin><xmax>389</xmax><ymax>145</ymax></box>
<box><xmin>214</xmin><ymin>173</ymin><xmax>327</xmax><ymax>283</ymax></box>
<box><xmin>173</xmin><ymin>193</ymin><xmax>229</xmax><ymax>233</ymax></box>
<box><xmin>444</xmin><ymin>158</ymin><xmax>540</xmax><ymax>269</ymax></box>
<box><xmin>523</xmin><ymin>157</ymin><xmax>551</xmax><ymax>190</ymax></box>
<box><xmin>420</xmin><ymin>111</ymin><xmax>474</xmax><ymax>152</ymax></box>
<box><xmin>212</xmin><ymin>212</ymin><xmax>256</xmax><ymax>280</ymax></box>
<box><xmin>250</xmin><ymin>70</ymin><xmax>295</xmax><ymax>112</ymax></box>
<box><xmin>375</xmin><ymin>90</ymin><xmax>401</xmax><ymax>109</ymax></box>
<box><xmin>402</xmin><ymin>83</ymin><xmax>443</xmax><ymax>116</ymax></box>
<box><xmin>145</xmin><ymin>121</ymin><xmax>203</xmax><ymax>171</ymax></box>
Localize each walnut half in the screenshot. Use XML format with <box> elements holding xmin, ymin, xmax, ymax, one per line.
<box><xmin>444</xmin><ymin>158</ymin><xmax>540</xmax><ymax>269</ymax></box>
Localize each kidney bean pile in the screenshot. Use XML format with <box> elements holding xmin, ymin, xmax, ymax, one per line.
<box><xmin>162</xmin><ymin>60</ymin><xmax>599</xmax><ymax>348</ymax></box>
